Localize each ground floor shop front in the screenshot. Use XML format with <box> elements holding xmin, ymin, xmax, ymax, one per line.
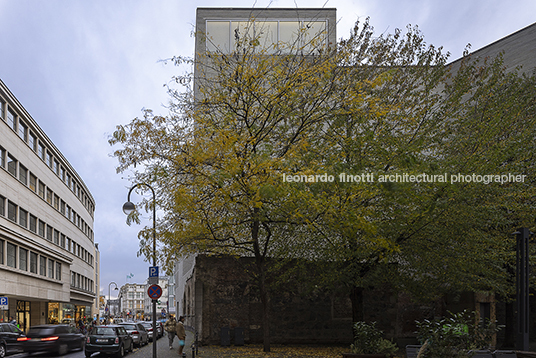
<box><xmin>1</xmin><ymin>299</ymin><xmax>93</xmax><ymax>332</ymax></box>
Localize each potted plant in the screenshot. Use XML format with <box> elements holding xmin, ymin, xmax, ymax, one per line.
<box><xmin>342</xmin><ymin>321</ymin><xmax>398</xmax><ymax>358</ymax></box>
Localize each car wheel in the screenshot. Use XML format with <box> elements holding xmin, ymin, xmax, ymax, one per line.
<box><xmin>0</xmin><ymin>344</ymin><xmax>5</xmax><ymax>358</ymax></box>
<box><xmin>58</xmin><ymin>343</ymin><xmax>69</xmax><ymax>355</ymax></box>
<box><xmin>85</xmin><ymin>351</ymin><xmax>92</xmax><ymax>358</ymax></box>
<box><xmin>116</xmin><ymin>344</ymin><xmax>125</xmax><ymax>358</ymax></box>
<box><xmin>129</xmin><ymin>340</ymin><xmax>134</xmax><ymax>352</ymax></box>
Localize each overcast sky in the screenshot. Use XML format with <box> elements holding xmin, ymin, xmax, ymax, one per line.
<box><xmin>0</xmin><ymin>0</ymin><xmax>535</xmax><ymax>299</ymax></box>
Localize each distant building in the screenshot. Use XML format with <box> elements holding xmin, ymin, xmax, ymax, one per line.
<box><xmin>0</xmin><ymin>79</ymin><xmax>98</xmax><ymax>330</ymax></box>
<box><xmin>119</xmin><ymin>283</ymin><xmax>146</xmax><ymax>320</ymax></box>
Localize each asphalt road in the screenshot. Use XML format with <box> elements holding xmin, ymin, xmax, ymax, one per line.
<box><xmin>9</xmin><ymin>331</ymin><xmax>196</xmax><ymax>358</ymax></box>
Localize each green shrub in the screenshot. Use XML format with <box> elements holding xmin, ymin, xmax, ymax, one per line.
<box><xmin>350</xmin><ymin>321</ymin><xmax>398</xmax><ymax>356</ymax></box>
<box><xmin>415</xmin><ymin>310</ymin><xmax>502</xmax><ymax>358</ymax></box>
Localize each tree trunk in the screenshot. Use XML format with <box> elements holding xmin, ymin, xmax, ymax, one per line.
<box><xmin>259</xmin><ymin>267</ymin><xmax>271</xmax><ymax>352</ymax></box>
<box><xmin>350</xmin><ymin>286</ymin><xmax>364</xmax><ymax>322</ymax></box>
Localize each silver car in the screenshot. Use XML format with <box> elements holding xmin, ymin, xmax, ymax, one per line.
<box><xmin>118</xmin><ymin>322</ymin><xmax>148</xmax><ymax>347</ymax></box>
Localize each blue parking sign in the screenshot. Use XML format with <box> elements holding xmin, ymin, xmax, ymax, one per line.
<box><xmin>149</xmin><ymin>266</ymin><xmax>159</xmax><ymax>277</ymax></box>
<box><xmin>0</xmin><ymin>297</ymin><xmax>8</xmax><ymax>310</ymax></box>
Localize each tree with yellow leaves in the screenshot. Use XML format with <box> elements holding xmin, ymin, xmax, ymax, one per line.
<box><xmin>110</xmin><ymin>16</ymin><xmax>536</xmax><ymax>350</ymax></box>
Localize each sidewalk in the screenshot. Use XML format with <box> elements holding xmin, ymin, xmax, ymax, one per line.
<box><xmin>134</xmin><ymin>327</ymin><xmax>197</xmax><ymax>358</ymax></box>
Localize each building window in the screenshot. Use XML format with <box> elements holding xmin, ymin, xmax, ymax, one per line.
<box><xmin>19</xmin><ymin>208</ymin><xmax>28</xmax><ymax>228</ymax></box>
<box><xmin>38</xmin><ymin>181</ymin><xmax>45</xmax><ymax>199</ymax></box>
<box><xmin>0</xmin><ymin>239</ymin><xmax>3</xmax><ymax>265</ymax></box>
<box><xmin>60</xmin><ymin>200</ymin><xmax>65</xmax><ymax>215</ymax></box>
<box><xmin>7</xmin><ymin>154</ymin><xmax>17</xmax><ymax>176</ymax></box>
<box><xmin>39</xmin><ymin>256</ymin><xmax>46</xmax><ymax>276</ymax></box>
<box><xmin>60</xmin><ymin>166</ymin><xmax>65</xmax><ymax>181</ymax></box>
<box><xmin>205</xmin><ymin>20</ymin><xmax>327</xmax><ymax>54</ymax></box>
<box><xmin>29</xmin><ymin>173</ymin><xmax>37</xmax><ymax>192</ymax></box>
<box><xmin>48</xmin><ymin>259</ymin><xmax>54</xmax><ymax>278</ymax></box>
<box><xmin>46</xmin><ymin>152</ymin><xmax>52</xmax><ymax>168</ymax></box>
<box><xmin>7</xmin><ymin>109</ymin><xmax>16</xmax><ymax>131</ymax></box>
<box><xmin>53</xmin><ymin>160</ymin><xmax>59</xmax><ymax>175</ymax></box>
<box><xmin>0</xmin><ymin>196</ymin><xmax>4</xmax><ymax>216</ymax></box>
<box><xmin>54</xmin><ymin>194</ymin><xmax>59</xmax><ymax>210</ymax></box>
<box><xmin>19</xmin><ymin>248</ymin><xmax>28</xmax><ymax>271</ymax></box>
<box><xmin>53</xmin><ymin>229</ymin><xmax>59</xmax><ymax>245</ymax></box>
<box><xmin>0</xmin><ymin>147</ymin><xmax>5</xmax><ymax>168</ymax></box>
<box><xmin>29</xmin><ymin>132</ymin><xmax>37</xmax><ymax>152</ymax></box>
<box><xmin>38</xmin><ymin>142</ymin><xmax>45</xmax><ymax>160</ymax></box>
<box><xmin>7</xmin><ymin>242</ymin><xmax>16</xmax><ymax>268</ymax></box>
<box><xmin>30</xmin><ymin>252</ymin><xmax>38</xmax><ymax>273</ymax></box>
<box><xmin>7</xmin><ymin>201</ymin><xmax>17</xmax><ymax>222</ymax></box>
<box><xmin>60</xmin><ymin>234</ymin><xmax>66</xmax><ymax>248</ymax></box>
<box><xmin>29</xmin><ymin>214</ymin><xmax>37</xmax><ymax>233</ymax></box>
<box><xmin>38</xmin><ymin>220</ymin><xmax>45</xmax><ymax>237</ymax></box>
<box><xmin>56</xmin><ymin>262</ymin><xmax>62</xmax><ymax>280</ymax></box>
<box><xmin>18</xmin><ymin>120</ymin><xmax>28</xmax><ymax>141</ymax></box>
<box><xmin>0</xmin><ymin>99</ymin><xmax>4</xmax><ymax>119</ymax></box>
<box><xmin>46</xmin><ymin>225</ymin><xmax>53</xmax><ymax>241</ymax></box>
<box><xmin>46</xmin><ymin>188</ymin><xmax>53</xmax><ymax>205</ymax></box>
<box><xmin>19</xmin><ymin>165</ymin><xmax>28</xmax><ymax>185</ymax></box>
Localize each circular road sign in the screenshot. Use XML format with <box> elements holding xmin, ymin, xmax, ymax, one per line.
<box><xmin>147</xmin><ymin>284</ymin><xmax>162</xmax><ymax>300</ymax></box>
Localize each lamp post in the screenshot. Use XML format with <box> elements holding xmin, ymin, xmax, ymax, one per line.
<box><xmin>123</xmin><ymin>183</ymin><xmax>157</xmax><ymax>358</ymax></box>
<box><xmin>108</xmin><ymin>282</ymin><xmax>118</xmax><ymax>321</ymax></box>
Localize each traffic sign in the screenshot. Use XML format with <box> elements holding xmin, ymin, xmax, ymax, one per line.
<box><xmin>0</xmin><ymin>297</ymin><xmax>7</xmax><ymax>310</ymax></box>
<box><xmin>149</xmin><ymin>266</ymin><xmax>159</xmax><ymax>277</ymax></box>
<box><xmin>147</xmin><ymin>284</ymin><xmax>162</xmax><ymax>300</ymax></box>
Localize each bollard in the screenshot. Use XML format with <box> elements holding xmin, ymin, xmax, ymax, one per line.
<box><xmin>191</xmin><ymin>343</ymin><xmax>196</xmax><ymax>358</ymax></box>
<box><xmin>195</xmin><ymin>331</ymin><xmax>199</xmax><ymax>354</ymax></box>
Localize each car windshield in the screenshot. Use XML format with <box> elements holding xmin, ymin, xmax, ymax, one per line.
<box><xmin>91</xmin><ymin>327</ymin><xmax>116</xmax><ymax>335</ymax></box>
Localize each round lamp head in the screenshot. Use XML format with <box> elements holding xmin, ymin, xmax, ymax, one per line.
<box><xmin>122</xmin><ymin>201</ymin><xmax>136</xmax><ymax>215</ymax></box>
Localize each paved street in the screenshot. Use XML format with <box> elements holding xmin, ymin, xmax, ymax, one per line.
<box><xmin>9</xmin><ymin>329</ymin><xmax>198</xmax><ymax>358</ymax></box>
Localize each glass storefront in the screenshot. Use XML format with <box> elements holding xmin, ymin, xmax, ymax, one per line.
<box><xmin>47</xmin><ymin>302</ymin><xmax>92</xmax><ymax>326</ymax></box>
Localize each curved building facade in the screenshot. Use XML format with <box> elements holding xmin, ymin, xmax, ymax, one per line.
<box><xmin>0</xmin><ymin>79</ymin><xmax>98</xmax><ymax>331</ymax></box>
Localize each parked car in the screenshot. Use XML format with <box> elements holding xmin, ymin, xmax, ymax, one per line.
<box><xmin>0</xmin><ymin>323</ymin><xmax>25</xmax><ymax>357</ymax></box>
<box><xmin>85</xmin><ymin>325</ymin><xmax>133</xmax><ymax>358</ymax></box>
<box><xmin>118</xmin><ymin>322</ymin><xmax>148</xmax><ymax>347</ymax></box>
<box><xmin>19</xmin><ymin>324</ymin><xmax>85</xmax><ymax>356</ymax></box>
<box><xmin>137</xmin><ymin>321</ymin><xmax>156</xmax><ymax>342</ymax></box>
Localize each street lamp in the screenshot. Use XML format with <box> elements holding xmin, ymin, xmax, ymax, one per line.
<box><xmin>108</xmin><ymin>282</ymin><xmax>118</xmax><ymax>320</ymax></box>
<box><xmin>123</xmin><ymin>183</ymin><xmax>157</xmax><ymax>358</ymax></box>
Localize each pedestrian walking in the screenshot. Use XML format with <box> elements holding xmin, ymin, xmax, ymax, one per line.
<box><xmin>176</xmin><ymin>316</ymin><xmax>186</xmax><ymax>357</ymax></box>
<box><xmin>165</xmin><ymin>314</ymin><xmax>177</xmax><ymax>349</ymax></box>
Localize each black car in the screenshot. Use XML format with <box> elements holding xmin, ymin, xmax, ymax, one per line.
<box><xmin>20</xmin><ymin>324</ymin><xmax>85</xmax><ymax>356</ymax></box>
<box><xmin>0</xmin><ymin>323</ymin><xmax>25</xmax><ymax>357</ymax></box>
<box><xmin>85</xmin><ymin>325</ymin><xmax>133</xmax><ymax>357</ymax></box>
